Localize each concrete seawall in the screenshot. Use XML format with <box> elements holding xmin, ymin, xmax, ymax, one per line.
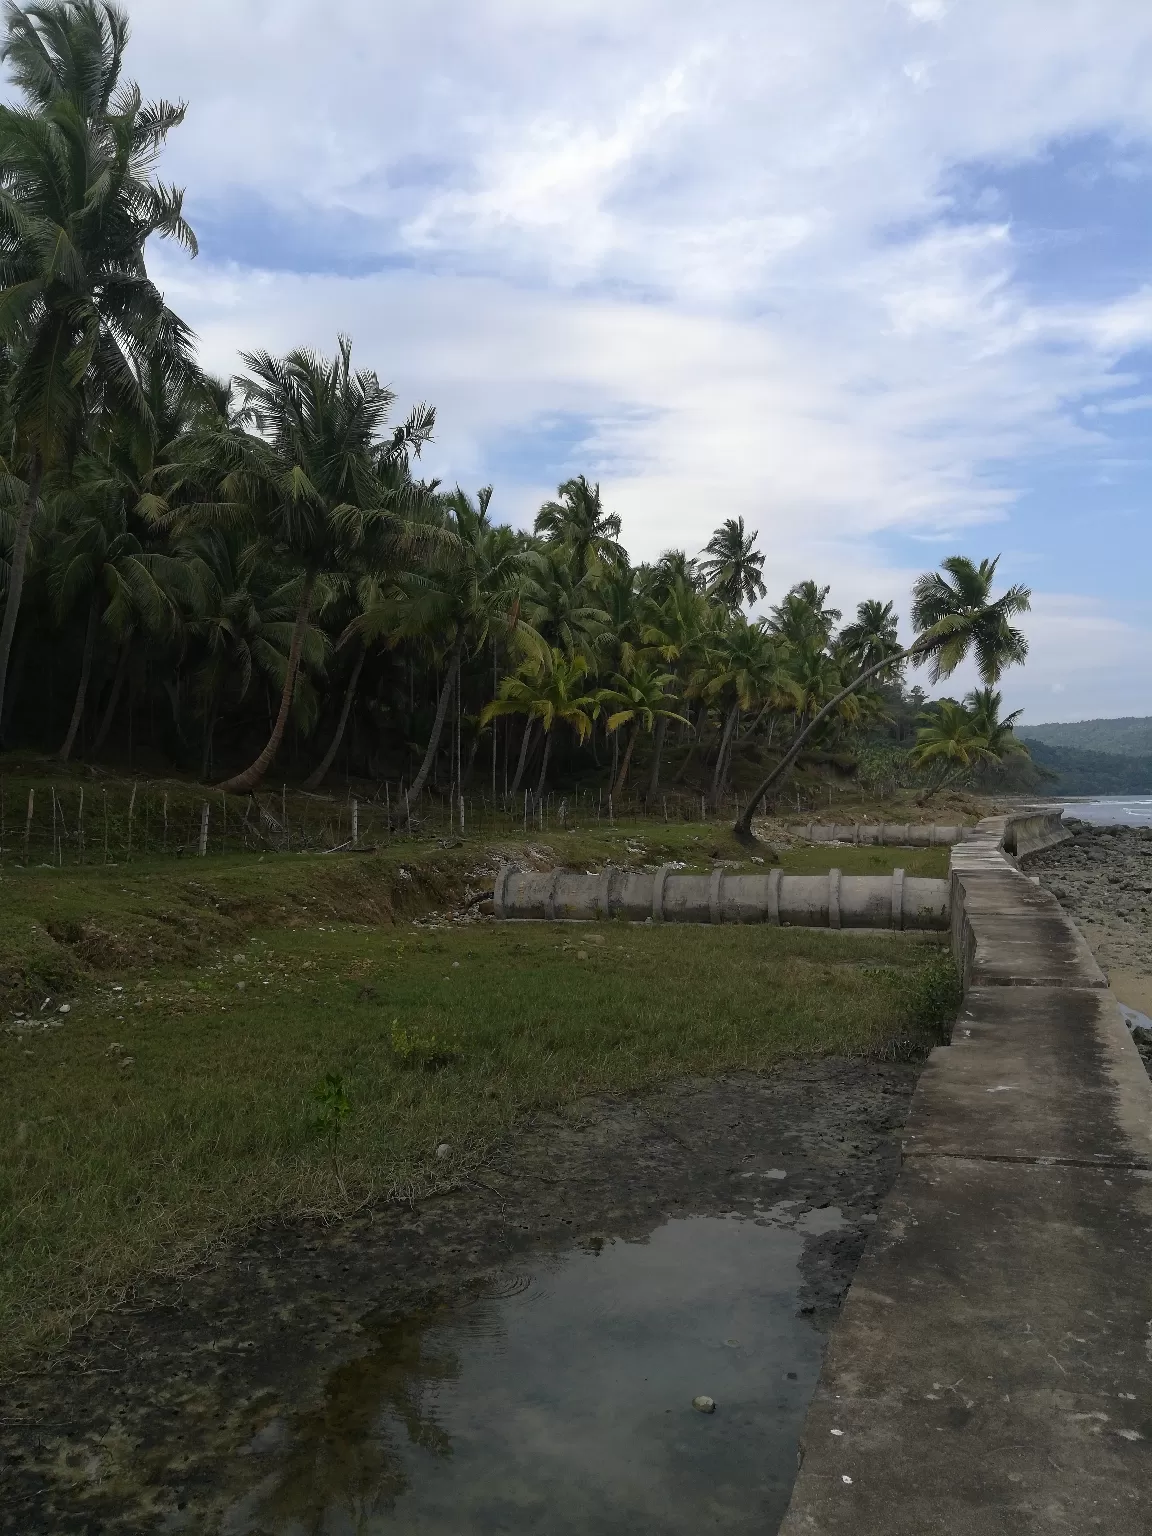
<box><xmin>779</xmin><ymin>808</ymin><xmax>1152</xmax><ymax>1534</ymax></box>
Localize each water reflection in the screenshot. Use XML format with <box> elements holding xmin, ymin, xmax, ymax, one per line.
<box><xmin>222</xmin><ymin>1214</ymin><xmax>828</xmax><ymax>1535</ymax></box>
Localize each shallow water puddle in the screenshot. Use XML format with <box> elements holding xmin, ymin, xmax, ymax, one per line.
<box><xmin>217</xmin><ymin>1214</ymin><xmax>830</xmax><ymax>1534</ymax></box>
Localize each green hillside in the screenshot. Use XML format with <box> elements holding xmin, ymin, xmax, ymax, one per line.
<box><xmin>1019</xmin><ymin>737</ymin><xmax>1152</xmax><ymax>794</ymax></box>
<box><xmin>1022</xmin><ymin>716</ymin><xmax>1152</xmax><ymax>757</ymax></box>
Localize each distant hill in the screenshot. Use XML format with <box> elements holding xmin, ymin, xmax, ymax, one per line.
<box><xmin>1022</xmin><ymin>716</ymin><xmax>1152</xmax><ymax>758</ymax></box>
<box><xmin>1019</xmin><ymin>737</ymin><xmax>1152</xmax><ymax>795</ymax></box>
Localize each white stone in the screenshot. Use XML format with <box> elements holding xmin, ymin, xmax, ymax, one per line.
<box><xmin>692</xmin><ymin>1395</ymin><xmax>716</xmax><ymax>1414</ymax></box>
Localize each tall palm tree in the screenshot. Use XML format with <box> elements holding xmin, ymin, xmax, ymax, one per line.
<box><xmin>481</xmin><ymin>648</ymin><xmax>600</xmax><ymax>797</ymax></box>
<box><xmin>521</xmin><ymin>544</ymin><xmax>611</xmax><ymax>656</ymax></box>
<box><xmin>600</xmin><ymin>661</ymin><xmax>688</xmax><ymax>798</ymax></box>
<box><xmin>48</xmin><ymin>475</ymin><xmax>181</xmax><ymax>758</ymax></box>
<box><xmin>174</xmin><ymin>337</ymin><xmax>436</xmax><ymax>793</ymax></box>
<box><xmin>768</xmin><ymin>581</ymin><xmax>842</xmax><ymax>649</ymax></box>
<box><xmin>534</xmin><ymin>474</ymin><xmax>624</xmax><ymax>573</ymax></box>
<box><xmin>351</xmin><ymin>485</ymin><xmax>528</xmax><ymax>814</ymax></box>
<box><xmin>702</xmin><ymin>617</ymin><xmax>791</xmax><ymax>804</ymax></box>
<box><xmin>733</xmin><ymin>555</ymin><xmax>1031</xmax><ymax>840</ymax></box>
<box><xmin>698</xmin><ymin>517</ymin><xmax>766</xmax><ymax>611</ymax></box>
<box><xmin>0</xmin><ymin>0</ymin><xmax>198</xmax><ymax>729</ymax></box>
<box><xmin>639</xmin><ymin>573</ymin><xmax>712</xmax><ymax>796</ymax></box>
<box><xmin>838</xmin><ymin>598</ymin><xmax>901</xmax><ymax>675</ymax></box>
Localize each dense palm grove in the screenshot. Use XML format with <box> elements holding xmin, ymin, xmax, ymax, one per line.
<box><xmin>0</xmin><ymin>2</ymin><xmax>1038</xmax><ymax>828</ymax></box>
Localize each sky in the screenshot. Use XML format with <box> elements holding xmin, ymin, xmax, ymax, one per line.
<box><xmin>59</xmin><ymin>1</ymin><xmax>1152</xmax><ymax>721</ymax></box>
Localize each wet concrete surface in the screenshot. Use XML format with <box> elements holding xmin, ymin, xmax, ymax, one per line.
<box><xmin>0</xmin><ymin>1060</ymin><xmax>918</xmax><ymax>1535</ymax></box>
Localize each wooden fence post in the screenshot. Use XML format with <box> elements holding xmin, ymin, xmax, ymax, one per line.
<box><xmin>199</xmin><ymin>802</ymin><xmax>209</xmax><ymax>857</ymax></box>
<box><xmin>24</xmin><ymin>787</ymin><xmax>33</xmax><ymax>863</ymax></box>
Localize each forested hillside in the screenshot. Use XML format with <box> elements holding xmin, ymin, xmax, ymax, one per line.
<box><xmin>1021</xmin><ymin>717</ymin><xmax>1152</xmax><ymax>758</ymax></box>
<box><xmin>1018</xmin><ymin>738</ymin><xmax>1152</xmax><ymax>795</ymax></box>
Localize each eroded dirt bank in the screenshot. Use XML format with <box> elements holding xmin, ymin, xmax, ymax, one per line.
<box><xmin>0</xmin><ymin>1060</ymin><xmax>918</xmax><ymax>1534</ymax></box>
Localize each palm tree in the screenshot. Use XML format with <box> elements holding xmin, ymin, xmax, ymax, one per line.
<box><xmin>534</xmin><ymin>474</ymin><xmax>623</xmax><ymax>573</ymax></box>
<box><xmin>702</xmin><ymin>617</ymin><xmax>790</xmax><ymax>804</ymax></box>
<box><xmin>639</xmin><ymin>573</ymin><xmax>711</xmax><ymax>796</ymax></box>
<box><xmin>698</xmin><ymin>517</ymin><xmax>766</xmax><ymax>611</ymax></box>
<box><xmin>600</xmin><ymin>661</ymin><xmax>689</xmax><ymax>798</ymax></box>
<box><xmin>733</xmin><ymin>555</ymin><xmax>1031</xmax><ymax>840</ymax></box>
<box><xmin>351</xmin><ymin>486</ymin><xmax>528</xmax><ymax>814</ymax></box>
<box><xmin>48</xmin><ymin>477</ymin><xmax>181</xmax><ymax>758</ymax></box>
<box><xmin>521</xmin><ymin>545</ymin><xmax>611</xmax><ymax>656</ymax></box>
<box><xmin>0</xmin><ymin>0</ymin><xmax>198</xmax><ymax>729</ymax></box>
<box><xmin>910</xmin><ymin>699</ymin><xmax>992</xmax><ymax>803</ymax></box>
<box><xmin>768</xmin><ymin>582</ymin><xmax>842</xmax><ymax>649</ymax></box>
<box><xmin>481</xmin><ymin>649</ymin><xmax>600</xmax><ymax>797</ymax></box>
<box><xmin>174</xmin><ymin>337</ymin><xmax>436</xmax><ymax>794</ymax></box>
<box><xmin>838</xmin><ymin>598</ymin><xmax>901</xmax><ymax>675</ymax></box>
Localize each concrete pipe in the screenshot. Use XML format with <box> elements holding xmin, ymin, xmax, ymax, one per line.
<box><xmin>493</xmin><ymin>864</ymin><xmax>950</xmax><ymax>931</ymax></box>
<box><xmin>800</xmin><ymin>823</ymin><xmax>973</xmax><ymax>847</ymax></box>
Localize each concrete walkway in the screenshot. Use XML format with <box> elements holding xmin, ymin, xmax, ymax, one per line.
<box><xmin>780</xmin><ymin>811</ymin><xmax>1152</xmax><ymax>1535</ymax></box>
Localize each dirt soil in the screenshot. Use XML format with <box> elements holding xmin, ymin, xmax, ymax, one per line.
<box><xmin>0</xmin><ymin>1058</ymin><xmax>919</xmax><ymax>1535</ymax></box>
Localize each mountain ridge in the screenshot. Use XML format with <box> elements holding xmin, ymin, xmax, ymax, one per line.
<box><xmin>1019</xmin><ymin>716</ymin><xmax>1152</xmax><ymax>758</ymax></box>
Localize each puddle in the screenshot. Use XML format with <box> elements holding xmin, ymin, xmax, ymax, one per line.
<box><xmin>216</xmin><ymin>1214</ymin><xmax>828</xmax><ymax>1535</ymax></box>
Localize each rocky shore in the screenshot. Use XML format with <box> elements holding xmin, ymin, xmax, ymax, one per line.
<box><xmin>1025</xmin><ymin>818</ymin><xmax>1152</xmax><ymax>1071</ymax></box>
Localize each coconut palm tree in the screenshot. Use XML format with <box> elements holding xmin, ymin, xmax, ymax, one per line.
<box><xmin>733</xmin><ymin>555</ymin><xmax>1031</xmax><ymax>840</ymax></box>
<box><xmin>639</xmin><ymin>574</ymin><xmax>712</xmax><ymax>796</ymax></box>
<box><xmin>698</xmin><ymin>517</ymin><xmax>766</xmax><ymax>611</ymax></box>
<box><xmin>481</xmin><ymin>648</ymin><xmax>600</xmax><ymax>797</ymax></box>
<box><xmin>768</xmin><ymin>581</ymin><xmax>842</xmax><ymax>650</ymax></box>
<box><xmin>351</xmin><ymin>486</ymin><xmax>529</xmax><ymax>815</ymax></box>
<box><xmin>521</xmin><ymin>544</ymin><xmax>611</xmax><ymax>657</ymax></box>
<box><xmin>702</xmin><ymin>617</ymin><xmax>791</xmax><ymax>804</ymax></box>
<box><xmin>534</xmin><ymin>474</ymin><xmax>624</xmax><ymax>573</ymax></box>
<box><xmin>48</xmin><ymin>481</ymin><xmax>182</xmax><ymax>758</ymax></box>
<box><xmin>910</xmin><ymin>699</ymin><xmax>993</xmax><ymax>802</ymax></box>
<box><xmin>0</xmin><ymin>0</ymin><xmax>199</xmax><ymax>729</ymax></box>
<box><xmin>600</xmin><ymin>661</ymin><xmax>689</xmax><ymax>798</ymax></box>
<box><xmin>838</xmin><ymin>598</ymin><xmax>901</xmax><ymax>676</ymax></box>
<box><xmin>173</xmin><ymin>336</ymin><xmax>436</xmax><ymax>793</ymax></box>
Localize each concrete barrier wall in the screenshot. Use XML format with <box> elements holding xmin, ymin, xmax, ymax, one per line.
<box><xmin>779</xmin><ymin>803</ymin><xmax>1152</xmax><ymax>1535</ymax></box>
<box><xmin>798</xmin><ymin>822</ymin><xmax>974</xmax><ymax>846</ymax></box>
<box><xmin>494</xmin><ymin>864</ymin><xmax>950</xmax><ymax>930</ymax></box>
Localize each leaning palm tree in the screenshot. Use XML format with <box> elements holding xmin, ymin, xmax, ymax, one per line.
<box><xmin>172</xmin><ymin>337</ymin><xmax>436</xmax><ymax>794</ymax></box>
<box><xmin>733</xmin><ymin>556</ymin><xmax>1030</xmax><ymax>840</ymax></box>
<box><xmin>698</xmin><ymin>517</ymin><xmax>766</xmax><ymax>611</ymax></box>
<box><xmin>600</xmin><ymin>661</ymin><xmax>689</xmax><ymax>798</ymax></box>
<box><xmin>0</xmin><ymin>0</ymin><xmax>199</xmax><ymax>728</ymax></box>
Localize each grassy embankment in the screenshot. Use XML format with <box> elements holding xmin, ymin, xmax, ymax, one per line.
<box><xmin>1</xmin><ymin>791</ymin><xmax>958</xmax><ymax>1371</ymax></box>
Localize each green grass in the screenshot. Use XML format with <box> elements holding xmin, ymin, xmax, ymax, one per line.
<box><xmin>0</xmin><ymin>828</ymin><xmax>958</xmax><ymax>1371</ymax></box>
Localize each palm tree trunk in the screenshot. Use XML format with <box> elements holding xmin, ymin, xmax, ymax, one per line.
<box><xmin>304</xmin><ymin>647</ymin><xmax>366</xmax><ymax>790</ymax></box>
<box><xmin>509</xmin><ymin>717</ymin><xmax>535</xmax><ymax>795</ymax></box>
<box><xmin>217</xmin><ymin>576</ymin><xmax>316</xmax><ymax>794</ymax></box>
<box><xmin>58</xmin><ymin>594</ymin><xmax>100</xmax><ymax>761</ymax></box>
<box><xmin>200</xmin><ymin>699</ymin><xmax>218</xmax><ymax>781</ymax></box>
<box><xmin>535</xmin><ymin>726</ymin><xmax>553</xmax><ymax>796</ymax></box>
<box><xmin>646</xmin><ymin>714</ymin><xmax>668</xmax><ymax>800</ymax></box>
<box><xmin>613</xmin><ymin>723</ymin><xmax>640</xmax><ymax>798</ymax></box>
<box><xmin>92</xmin><ymin>638</ymin><xmax>131</xmax><ymax>757</ymax></box>
<box><xmin>0</xmin><ymin>454</ymin><xmax>42</xmax><ymax>734</ymax></box>
<box><xmin>394</xmin><ymin>633</ymin><xmax>464</xmax><ymax>815</ymax></box>
<box><xmin>711</xmin><ymin>704</ymin><xmax>740</xmax><ymax>805</ymax></box>
<box><xmin>734</xmin><ymin>641</ymin><xmax>924</xmax><ymax>840</ymax></box>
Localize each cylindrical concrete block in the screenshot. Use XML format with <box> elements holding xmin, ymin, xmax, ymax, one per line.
<box><xmin>795</xmin><ymin>823</ymin><xmax>968</xmax><ymax>847</ymax></box>
<box><xmin>496</xmin><ymin>865</ymin><xmax>949</xmax><ymax>930</ymax></box>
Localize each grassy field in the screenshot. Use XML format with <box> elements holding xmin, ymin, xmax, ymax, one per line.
<box><xmin>0</xmin><ymin>814</ymin><xmax>958</xmax><ymax>1371</ymax></box>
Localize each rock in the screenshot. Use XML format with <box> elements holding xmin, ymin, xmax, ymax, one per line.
<box><xmin>58</xmin><ymin>1003</ymin><xmax>70</xmax><ymax>1014</ymax></box>
<box><xmin>435</xmin><ymin>1142</ymin><xmax>451</xmax><ymax>1159</ymax></box>
<box><xmin>692</xmin><ymin>1395</ymin><xmax>716</xmax><ymax>1414</ymax></box>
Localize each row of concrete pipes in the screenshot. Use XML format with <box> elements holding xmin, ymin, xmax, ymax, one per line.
<box><xmin>494</xmin><ymin>864</ymin><xmax>951</xmax><ymax>931</ymax></box>
<box><xmin>796</xmin><ymin>822</ymin><xmax>973</xmax><ymax>846</ymax></box>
